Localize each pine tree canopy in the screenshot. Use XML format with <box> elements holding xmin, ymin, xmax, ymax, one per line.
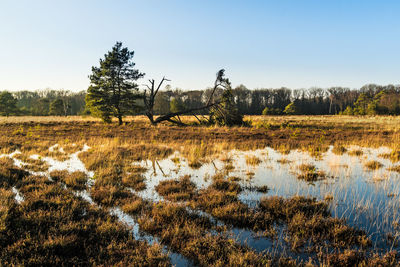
<box><xmin>85</xmin><ymin>42</ymin><xmax>144</xmax><ymax>124</ymax></box>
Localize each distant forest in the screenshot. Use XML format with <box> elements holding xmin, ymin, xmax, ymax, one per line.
<box><xmin>1</xmin><ymin>83</ymin><xmax>400</xmax><ymax>116</ymax></box>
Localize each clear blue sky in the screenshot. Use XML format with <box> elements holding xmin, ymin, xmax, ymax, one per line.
<box><xmin>1</xmin><ymin>0</ymin><xmax>399</xmax><ymax>91</ymax></box>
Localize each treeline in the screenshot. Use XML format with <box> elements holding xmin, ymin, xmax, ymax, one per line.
<box><xmin>1</xmin><ymin>84</ymin><xmax>400</xmax><ymax>116</ymax></box>
<box><xmin>149</xmin><ymin>84</ymin><xmax>400</xmax><ymax>116</ymax></box>
<box><xmin>0</xmin><ymin>89</ymin><xmax>86</xmax><ymax>116</ymax></box>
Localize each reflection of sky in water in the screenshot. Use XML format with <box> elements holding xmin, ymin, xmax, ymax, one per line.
<box><xmin>0</xmin><ymin>146</ymin><xmax>192</xmax><ymax>267</ymax></box>
<box><xmin>135</xmin><ymin>145</ymin><xmax>400</xmax><ymax>252</ymax></box>
<box><xmin>3</xmin><ymin>143</ymin><xmax>400</xmax><ymax>260</ymax></box>
<box><xmin>239</xmin><ymin>146</ymin><xmax>400</xmax><ymax>251</ymax></box>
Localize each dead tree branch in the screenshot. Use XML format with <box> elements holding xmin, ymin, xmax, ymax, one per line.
<box><xmin>142</xmin><ymin>69</ymin><xmax>229</xmax><ymax>126</ymax></box>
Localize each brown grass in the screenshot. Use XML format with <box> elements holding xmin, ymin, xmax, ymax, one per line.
<box><xmin>50</xmin><ymin>170</ymin><xmax>88</xmax><ymax>190</ymax></box>
<box><xmin>0</xmin><ymin>115</ymin><xmax>397</xmax><ymax>264</ymax></box>
<box><xmin>137</xmin><ymin>202</ymin><xmax>270</xmax><ymax>266</ymax></box>
<box><xmin>1</xmin><ymin>115</ymin><xmax>399</xmax><ymax>165</ymax></box>
<box><xmin>324</xmin><ymin>250</ymin><xmax>399</xmax><ymax>267</ymax></box>
<box><xmin>380</xmin><ymin>149</ymin><xmax>400</xmax><ymax>163</ymax></box>
<box><xmin>388</xmin><ymin>165</ymin><xmax>400</xmax><ymax>173</ymax></box>
<box><xmin>348</xmin><ymin>149</ymin><xmax>363</xmax><ymax>157</ymax></box>
<box><xmin>259</xmin><ymin>196</ymin><xmax>370</xmax><ymax>250</ymax></box>
<box><xmin>332</xmin><ymin>145</ymin><xmax>347</xmax><ymax>155</ymax></box>
<box><xmin>155</xmin><ymin>175</ymin><xmax>196</xmax><ymax>201</ymax></box>
<box><xmin>245</xmin><ymin>155</ymin><xmax>262</xmax><ymax>166</ymax></box>
<box><xmin>364</xmin><ymin>160</ymin><xmax>384</xmax><ymax>171</ymax></box>
<box><xmin>0</xmin><ymin>162</ymin><xmax>169</xmax><ymax>266</ymax></box>
<box><xmin>297</xmin><ymin>164</ymin><xmax>326</xmax><ymax>182</ymax></box>
<box><xmin>0</xmin><ymin>158</ymin><xmax>29</xmax><ymax>188</ymax></box>
<box><xmin>122</xmin><ymin>173</ymin><xmax>146</xmax><ymax>191</ymax></box>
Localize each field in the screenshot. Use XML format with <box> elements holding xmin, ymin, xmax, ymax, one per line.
<box><xmin>1</xmin><ymin>115</ymin><xmax>400</xmax><ymax>266</ymax></box>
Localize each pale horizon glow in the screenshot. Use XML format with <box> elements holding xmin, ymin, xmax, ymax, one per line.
<box><xmin>0</xmin><ymin>0</ymin><xmax>400</xmax><ymax>92</ymax></box>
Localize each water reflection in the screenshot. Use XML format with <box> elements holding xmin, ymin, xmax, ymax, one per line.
<box><xmin>135</xmin><ymin>145</ymin><xmax>400</xmax><ymax>252</ymax></box>
<box><xmin>3</xmin><ymin>143</ymin><xmax>400</xmax><ymax>257</ymax></box>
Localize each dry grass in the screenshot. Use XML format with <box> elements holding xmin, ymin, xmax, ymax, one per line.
<box><xmin>1</xmin><ymin>115</ymin><xmax>399</xmax><ymax>264</ymax></box>
<box><xmin>10</xmin><ymin>153</ymin><xmax>49</xmax><ymax>173</ymax></box>
<box><xmin>243</xmin><ymin>185</ymin><xmax>270</xmax><ymax>193</ymax></box>
<box><xmin>1</xmin><ymin>115</ymin><xmax>399</xmax><ymax>165</ymax></box>
<box><xmin>277</xmin><ymin>158</ymin><xmax>291</xmax><ymax>164</ymax></box>
<box><xmin>332</xmin><ymin>145</ymin><xmax>347</xmax><ymax>155</ymax></box>
<box><xmin>0</xmin><ymin>163</ymin><xmax>169</xmax><ymax>266</ymax></box>
<box><xmin>0</xmin><ymin>114</ymin><xmax>399</xmax><ymax>131</ymax></box>
<box><xmin>348</xmin><ymin>149</ymin><xmax>364</xmax><ymax>157</ymax></box>
<box><xmin>245</xmin><ymin>155</ymin><xmax>262</xmax><ymax>166</ymax></box>
<box><xmin>297</xmin><ymin>164</ymin><xmax>326</xmax><ymax>182</ymax></box>
<box><xmin>0</xmin><ymin>158</ymin><xmax>29</xmax><ymax>187</ymax></box>
<box><xmin>324</xmin><ymin>194</ymin><xmax>334</xmax><ymax>201</ymax></box>
<box><xmin>121</xmin><ymin>173</ymin><xmax>146</xmax><ymax>191</ymax></box>
<box><xmin>50</xmin><ymin>170</ymin><xmax>88</xmax><ymax>190</ymax></box>
<box><xmin>388</xmin><ymin>165</ymin><xmax>400</xmax><ymax>173</ymax></box>
<box><xmin>79</xmin><ymin>143</ymin><xmax>173</xmax><ymax>171</ymax></box>
<box><xmin>259</xmin><ymin>196</ymin><xmax>370</xmax><ymax>250</ymax></box>
<box><xmin>137</xmin><ymin>202</ymin><xmax>270</xmax><ymax>266</ymax></box>
<box><xmin>380</xmin><ymin>149</ymin><xmax>400</xmax><ymax>163</ymax></box>
<box><xmin>323</xmin><ymin>250</ymin><xmax>399</xmax><ymax>266</ymax></box>
<box><xmin>364</xmin><ymin>160</ymin><xmax>384</xmax><ymax>171</ymax></box>
<box><xmin>155</xmin><ymin>175</ymin><xmax>196</xmax><ymax>202</ymax></box>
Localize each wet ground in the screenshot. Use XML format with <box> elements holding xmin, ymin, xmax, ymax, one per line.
<box><xmin>2</xmin><ymin>143</ymin><xmax>400</xmax><ymax>265</ymax></box>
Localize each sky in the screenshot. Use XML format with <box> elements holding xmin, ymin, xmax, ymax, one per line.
<box><xmin>0</xmin><ymin>0</ymin><xmax>400</xmax><ymax>92</ymax></box>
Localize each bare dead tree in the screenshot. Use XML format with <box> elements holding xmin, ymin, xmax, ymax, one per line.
<box><xmin>142</xmin><ymin>69</ymin><xmax>230</xmax><ymax>126</ymax></box>
<box><xmin>143</xmin><ymin>77</ymin><xmax>171</xmax><ymax>124</ymax></box>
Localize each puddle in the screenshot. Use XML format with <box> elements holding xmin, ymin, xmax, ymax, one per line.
<box><xmin>1</xmin><ymin>144</ymin><xmax>192</xmax><ymax>266</ymax></box>
<box><xmin>0</xmin><ymin>145</ymin><xmax>94</xmax><ymax>179</ymax></box>
<box><xmin>109</xmin><ymin>207</ymin><xmax>192</xmax><ymax>267</ymax></box>
<box><xmin>74</xmin><ymin>190</ymin><xmax>95</xmax><ymax>204</ymax></box>
<box><xmin>186</xmin><ymin>206</ymin><xmax>301</xmax><ymax>260</ymax></box>
<box><xmin>135</xmin><ymin>153</ymin><xmax>223</xmax><ymax>201</ymax></box>
<box><xmin>49</xmin><ymin>144</ymin><xmax>65</xmax><ymax>153</ymax></box>
<box><xmin>4</xmin><ymin>143</ymin><xmax>400</xmax><ymax>261</ymax></box>
<box><xmin>131</xmin><ymin>145</ymin><xmax>400</xmax><ymax>253</ymax></box>
<box><xmin>12</xmin><ymin>186</ymin><xmax>24</xmax><ymax>204</ymax></box>
<box><xmin>37</xmin><ymin>144</ymin><xmax>94</xmax><ymax>178</ymax></box>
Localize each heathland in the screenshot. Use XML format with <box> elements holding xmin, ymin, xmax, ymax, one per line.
<box><xmin>1</xmin><ymin>115</ymin><xmax>400</xmax><ymax>266</ymax></box>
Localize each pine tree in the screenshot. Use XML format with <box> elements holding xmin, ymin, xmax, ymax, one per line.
<box><xmin>86</xmin><ymin>42</ymin><xmax>144</xmax><ymax>124</ymax></box>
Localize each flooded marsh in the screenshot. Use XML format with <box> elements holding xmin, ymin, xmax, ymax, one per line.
<box><xmin>1</xmin><ymin>116</ymin><xmax>400</xmax><ymax>265</ymax></box>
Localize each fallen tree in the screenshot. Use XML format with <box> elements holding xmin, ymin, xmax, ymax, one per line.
<box><xmin>142</xmin><ymin>69</ymin><xmax>242</xmax><ymax>126</ymax></box>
